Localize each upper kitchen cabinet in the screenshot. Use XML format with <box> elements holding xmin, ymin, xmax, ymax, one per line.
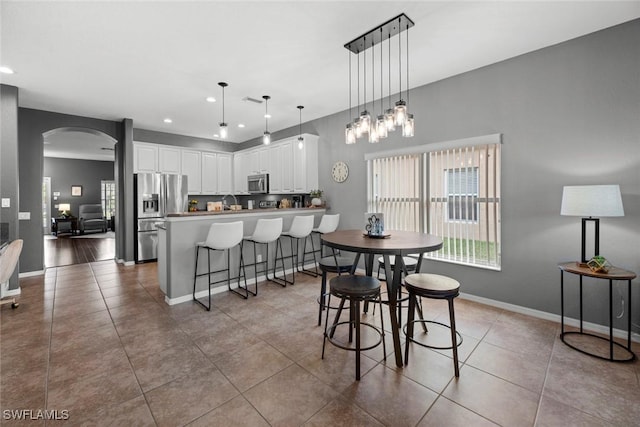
<box><xmin>201</xmin><ymin>152</ymin><xmax>218</xmax><ymax>194</ymax></box>
<box><xmin>294</xmin><ymin>134</ymin><xmax>318</xmax><ymax>192</ymax></box>
<box><xmin>133</xmin><ymin>142</ymin><xmax>159</xmax><ymax>173</ymax></box>
<box><xmin>181</xmin><ymin>149</ymin><xmax>202</xmax><ymax>194</ymax></box>
<box><xmin>217</xmin><ymin>153</ymin><xmax>233</xmax><ymax>194</ymax></box>
<box><xmin>233</xmin><ymin>151</ymin><xmax>249</xmax><ymax>194</ymax></box>
<box><xmin>158</xmin><ymin>146</ymin><xmax>181</xmax><ymax>174</ymax></box>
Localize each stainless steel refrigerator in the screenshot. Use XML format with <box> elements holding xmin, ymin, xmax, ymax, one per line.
<box><xmin>134</xmin><ymin>173</ymin><xmax>188</xmax><ymax>262</ymax></box>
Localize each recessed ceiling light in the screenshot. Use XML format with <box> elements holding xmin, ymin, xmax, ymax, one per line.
<box><xmin>206</xmin><ymin>96</ymin><xmax>216</xmax><ymax>103</ymax></box>
<box><xmin>0</xmin><ymin>66</ymin><xmax>15</xmax><ymax>74</ymax></box>
<box><xmin>163</xmin><ymin>118</ymin><xmax>172</xmax><ymax>123</ymax></box>
<box><xmin>237</xmin><ymin>124</ymin><xmax>245</xmax><ymax>128</ymax></box>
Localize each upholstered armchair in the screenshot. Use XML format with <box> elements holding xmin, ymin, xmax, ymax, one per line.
<box><xmin>78</xmin><ymin>204</ymin><xmax>107</xmax><ymax>234</ymax></box>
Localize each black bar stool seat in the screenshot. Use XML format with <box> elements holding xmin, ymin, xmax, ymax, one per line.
<box><xmin>316</xmin><ymin>255</ymin><xmax>355</xmax><ymax>326</ymax></box>
<box><xmin>403</xmin><ymin>273</ymin><xmax>463</xmax><ymax>377</ymax></box>
<box><xmin>322</xmin><ymin>275</ymin><xmax>386</xmax><ymax>380</ymax></box>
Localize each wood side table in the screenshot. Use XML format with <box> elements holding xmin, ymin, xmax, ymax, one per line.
<box><xmin>558</xmin><ymin>261</ymin><xmax>637</xmax><ymax>362</ymax></box>
<box><xmin>52</xmin><ymin>217</ymin><xmax>78</xmax><ymax>236</ymax></box>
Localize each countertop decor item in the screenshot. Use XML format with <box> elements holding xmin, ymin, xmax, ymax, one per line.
<box><xmin>189</xmin><ymin>199</ymin><xmax>198</xmax><ymax>212</ymax></box>
<box><xmin>587</xmin><ymin>255</ymin><xmax>611</xmax><ymax>273</ymax></box>
<box><xmin>310</xmin><ymin>189</ymin><xmax>323</xmax><ymax>206</ymax></box>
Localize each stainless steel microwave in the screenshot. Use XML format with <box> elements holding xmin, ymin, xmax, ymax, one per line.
<box><xmin>248</xmin><ymin>173</ymin><xmax>269</xmax><ymax>194</ymax></box>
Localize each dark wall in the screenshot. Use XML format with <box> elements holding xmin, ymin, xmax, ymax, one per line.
<box><xmin>43</xmin><ymin>158</ymin><xmax>114</xmax><ymax>219</ymax></box>
<box><xmin>18</xmin><ymin>108</ymin><xmax>123</xmax><ymax>273</ymax></box>
<box><xmin>0</xmin><ymin>85</ymin><xmax>20</xmax><ymax>289</ymax></box>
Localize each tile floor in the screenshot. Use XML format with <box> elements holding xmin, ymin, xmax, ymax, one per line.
<box><xmin>1</xmin><ymin>260</ymin><xmax>639</xmax><ymax>426</ymax></box>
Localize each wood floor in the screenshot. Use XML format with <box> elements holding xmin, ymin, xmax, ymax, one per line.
<box><xmin>44</xmin><ymin>233</ymin><xmax>115</xmax><ymax>267</ymax></box>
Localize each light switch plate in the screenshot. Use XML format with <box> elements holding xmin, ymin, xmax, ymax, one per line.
<box><xmin>1</xmin><ymin>198</ymin><xmax>10</xmax><ymax>208</ymax></box>
<box><xmin>18</xmin><ymin>212</ymin><xmax>30</xmax><ymax>220</ymax></box>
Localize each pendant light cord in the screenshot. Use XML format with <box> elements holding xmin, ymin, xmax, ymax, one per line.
<box><xmin>388</xmin><ymin>34</ymin><xmax>392</xmax><ymax>109</ymax></box>
<box><xmin>363</xmin><ymin>36</ymin><xmax>367</xmax><ymax>112</ymax></box>
<box><xmin>406</xmin><ymin>23</ymin><xmax>410</xmax><ymax>106</ymax></box>
<box><xmin>398</xmin><ymin>17</ymin><xmax>402</xmax><ymax>102</ymax></box>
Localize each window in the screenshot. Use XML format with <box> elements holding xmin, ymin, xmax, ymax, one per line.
<box><xmin>367</xmin><ymin>135</ymin><xmax>501</xmax><ymax>269</ymax></box>
<box><xmin>101</xmin><ymin>180</ymin><xmax>116</xmax><ymax>220</ymax></box>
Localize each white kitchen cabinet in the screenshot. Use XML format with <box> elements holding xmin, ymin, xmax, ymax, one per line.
<box><xmin>217</xmin><ymin>153</ymin><xmax>233</xmax><ymax>194</ymax></box>
<box><xmin>300</xmin><ymin>135</ymin><xmax>319</xmax><ymax>192</ymax></box>
<box><xmin>158</xmin><ymin>146</ymin><xmax>181</xmax><ymax>174</ymax></box>
<box><xmin>233</xmin><ymin>152</ymin><xmax>248</xmax><ymax>194</ymax></box>
<box><xmin>268</xmin><ymin>145</ymin><xmax>282</xmax><ymax>193</ymax></box>
<box><xmin>247</xmin><ymin>149</ymin><xmax>259</xmax><ymax>175</ymax></box>
<box><xmin>133</xmin><ymin>142</ymin><xmax>158</xmax><ymax>173</ymax></box>
<box><xmin>279</xmin><ymin>141</ymin><xmax>293</xmax><ymax>192</ymax></box>
<box><xmin>181</xmin><ymin>149</ymin><xmax>202</xmax><ymax>194</ymax></box>
<box><xmin>201</xmin><ymin>152</ymin><xmax>218</xmax><ymax>194</ymax></box>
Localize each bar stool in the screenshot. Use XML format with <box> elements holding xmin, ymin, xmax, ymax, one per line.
<box><xmin>316</xmin><ymin>252</ymin><xmax>356</xmax><ymax>325</ymax></box>
<box><xmin>280</xmin><ymin>215</ymin><xmax>316</xmax><ymax>283</ymax></box>
<box><xmin>193</xmin><ymin>221</ymin><xmax>248</xmax><ymax>311</ymax></box>
<box><xmin>403</xmin><ymin>273</ymin><xmax>463</xmax><ymax>377</ymax></box>
<box><xmin>310</xmin><ymin>214</ymin><xmax>340</xmax><ymax>262</ymax></box>
<box><xmin>322</xmin><ymin>274</ymin><xmax>386</xmax><ymax>380</ymax></box>
<box><xmin>243</xmin><ymin>218</ymin><xmax>289</xmax><ymax>292</ymax></box>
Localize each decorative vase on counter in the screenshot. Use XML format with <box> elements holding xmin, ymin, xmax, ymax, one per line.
<box><xmin>311</xmin><ymin>198</ymin><xmax>322</xmax><ymax>206</ymax></box>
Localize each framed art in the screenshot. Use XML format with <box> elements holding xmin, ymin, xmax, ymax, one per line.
<box><xmin>71</xmin><ymin>185</ymin><xmax>83</xmax><ymax>197</ymax></box>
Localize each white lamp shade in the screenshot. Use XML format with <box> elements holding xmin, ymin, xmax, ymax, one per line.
<box><xmin>58</xmin><ymin>203</ymin><xmax>71</xmax><ymax>211</ymax></box>
<box><xmin>560</xmin><ymin>185</ymin><xmax>624</xmax><ymax>217</ymax></box>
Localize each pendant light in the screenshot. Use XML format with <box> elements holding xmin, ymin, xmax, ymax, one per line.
<box><xmin>384</xmin><ymin>33</ymin><xmax>396</xmax><ymax>132</ymax></box>
<box><xmin>376</xmin><ymin>27</ymin><xmax>388</xmax><ymax>139</ymax></box>
<box><xmin>297</xmin><ymin>105</ymin><xmax>304</xmax><ymax>150</ymax></box>
<box><xmin>368</xmin><ymin>36</ymin><xmax>379</xmax><ymax>143</ymax></box>
<box><xmin>218</xmin><ymin>82</ymin><xmax>228</xmax><ymax>139</ymax></box>
<box><xmin>262</xmin><ymin>95</ymin><xmax>271</xmax><ymax>145</ymax></box>
<box><xmin>394</xmin><ymin>17</ymin><xmax>408</xmax><ymax>127</ymax></box>
<box><xmin>402</xmin><ymin>23</ymin><xmax>414</xmax><ymax>138</ymax></box>
<box><xmin>344</xmin><ymin>13</ymin><xmax>414</xmax><ymax>144</ymax></box>
<box><xmin>345</xmin><ymin>50</ymin><xmax>356</xmax><ymax>144</ymax></box>
<box><xmin>359</xmin><ymin>37</ymin><xmax>372</xmax><ymax>135</ymax></box>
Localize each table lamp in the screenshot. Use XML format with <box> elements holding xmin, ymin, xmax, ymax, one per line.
<box><xmin>58</xmin><ymin>203</ymin><xmax>71</xmax><ymax>218</ymax></box>
<box><xmin>560</xmin><ymin>185</ymin><xmax>624</xmax><ymax>263</ymax></box>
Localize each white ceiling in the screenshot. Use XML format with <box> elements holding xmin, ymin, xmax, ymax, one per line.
<box><xmin>2</xmin><ymin>1</ymin><xmax>639</xmax><ymax>160</ymax></box>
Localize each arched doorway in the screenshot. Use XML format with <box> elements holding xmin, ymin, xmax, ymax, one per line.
<box><xmin>43</xmin><ymin>127</ymin><xmax>117</xmax><ymax>267</ymax></box>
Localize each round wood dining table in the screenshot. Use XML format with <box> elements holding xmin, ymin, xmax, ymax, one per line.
<box><xmin>321</xmin><ymin>229</ymin><xmax>443</xmax><ymax>367</ymax></box>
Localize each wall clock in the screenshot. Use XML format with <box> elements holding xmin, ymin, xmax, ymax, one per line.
<box><xmin>332</xmin><ymin>161</ymin><xmax>349</xmax><ymax>183</ymax></box>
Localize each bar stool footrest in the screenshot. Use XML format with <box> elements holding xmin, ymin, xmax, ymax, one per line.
<box><xmin>325</xmin><ymin>320</ymin><xmax>384</xmax><ymax>353</ymax></box>
<box><xmin>403</xmin><ymin>320</ymin><xmax>463</xmax><ymax>350</ymax></box>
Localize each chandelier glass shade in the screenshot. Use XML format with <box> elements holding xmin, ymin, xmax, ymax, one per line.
<box><xmin>344</xmin><ymin>13</ymin><xmax>414</xmax><ymax>144</ymax></box>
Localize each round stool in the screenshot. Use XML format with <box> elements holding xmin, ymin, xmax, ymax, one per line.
<box><xmin>243</xmin><ymin>218</ymin><xmax>289</xmax><ymax>293</ymax></box>
<box><xmin>280</xmin><ymin>215</ymin><xmax>316</xmax><ymax>283</ymax></box>
<box><xmin>322</xmin><ymin>275</ymin><xmax>386</xmax><ymax>380</ymax></box>
<box><xmin>403</xmin><ymin>273</ymin><xmax>463</xmax><ymax>377</ymax></box>
<box><xmin>193</xmin><ymin>221</ymin><xmax>247</xmax><ymax>310</ymax></box>
<box><xmin>316</xmin><ymin>254</ymin><xmax>354</xmax><ymax>326</ymax></box>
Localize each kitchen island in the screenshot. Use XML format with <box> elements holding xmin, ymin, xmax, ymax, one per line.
<box><xmin>157</xmin><ymin>207</ymin><xmax>326</xmax><ymax>304</ymax></box>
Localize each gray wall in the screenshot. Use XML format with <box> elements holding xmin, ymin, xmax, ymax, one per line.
<box><xmin>43</xmin><ymin>158</ymin><xmax>114</xmax><ymax>219</ymax></box>
<box><xmin>133</xmin><ymin>128</ymin><xmax>238</xmax><ymax>152</ymax></box>
<box><xmin>250</xmin><ymin>20</ymin><xmax>640</xmax><ymax>331</ymax></box>
<box><xmin>17</xmin><ymin>108</ymin><xmax>123</xmax><ymax>273</ymax></box>
<box><xmin>0</xmin><ymin>85</ymin><xmax>20</xmax><ymax>289</ymax></box>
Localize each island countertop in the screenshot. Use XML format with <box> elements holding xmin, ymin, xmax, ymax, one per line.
<box><xmin>166</xmin><ymin>207</ymin><xmax>325</xmax><ymax>218</ymax></box>
<box><xmin>157</xmin><ymin>207</ymin><xmax>327</xmax><ymax>304</ymax></box>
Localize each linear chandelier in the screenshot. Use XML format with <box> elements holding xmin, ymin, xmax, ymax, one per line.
<box><xmin>344</xmin><ymin>13</ymin><xmax>414</xmax><ymax>144</ymax></box>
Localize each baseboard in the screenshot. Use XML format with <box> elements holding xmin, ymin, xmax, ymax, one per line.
<box><xmin>116</xmin><ymin>259</ymin><xmax>135</xmax><ymax>266</ymax></box>
<box><xmin>165</xmin><ymin>262</ymin><xmax>319</xmax><ymax>306</ymax></box>
<box><xmin>460</xmin><ymin>292</ymin><xmax>640</xmax><ymax>343</ymax></box>
<box><xmin>19</xmin><ymin>270</ymin><xmax>44</xmax><ymax>278</ymax></box>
